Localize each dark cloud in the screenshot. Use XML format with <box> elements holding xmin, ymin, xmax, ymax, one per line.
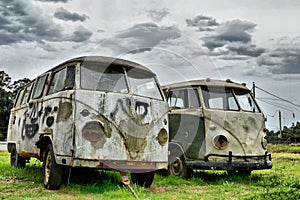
<box><xmin>0</xmin><ymin>0</ymin><xmax>92</xmax><ymax>46</ymax></box>
<box><xmin>227</xmin><ymin>43</ymin><xmax>265</xmax><ymax>57</ymax></box>
<box><xmin>203</xmin><ymin>19</ymin><xmax>257</xmax><ymax>51</ymax></box>
<box><xmin>186</xmin><ymin>14</ymin><xmax>219</xmax><ymax>31</ymax></box>
<box><xmin>34</xmin><ymin>0</ymin><xmax>70</xmax><ymax>3</ymax></box>
<box><xmin>67</xmin><ymin>26</ymin><xmax>92</xmax><ymax>42</ymax></box>
<box><xmin>198</xmin><ymin>19</ymin><xmax>265</xmax><ymax>58</ymax></box>
<box><xmin>54</xmin><ymin>7</ymin><xmax>89</xmax><ymax>22</ymax></box>
<box><xmin>257</xmin><ymin>43</ymin><xmax>300</xmax><ymax>74</ymax></box>
<box><xmin>146</xmin><ymin>8</ymin><xmax>169</xmax><ymax>22</ymax></box>
<box><xmin>101</xmin><ymin>22</ymin><xmax>181</xmax><ymax>54</ymax></box>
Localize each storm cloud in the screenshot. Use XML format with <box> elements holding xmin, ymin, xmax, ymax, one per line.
<box><xmin>0</xmin><ymin>0</ymin><xmax>92</xmax><ymax>45</ymax></box>
<box><xmin>186</xmin><ymin>14</ymin><xmax>219</xmax><ymax>32</ymax></box>
<box><xmin>100</xmin><ymin>22</ymin><xmax>181</xmax><ymax>55</ymax></box>
<box><xmin>257</xmin><ymin>39</ymin><xmax>300</xmax><ymax>74</ymax></box>
<box><xmin>54</xmin><ymin>7</ymin><xmax>89</xmax><ymax>22</ymax></box>
<box><xmin>198</xmin><ymin>19</ymin><xmax>265</xmax><ymax>58</ymax></box>
<box><xmin>34</xmin><ymin>0</ymin><xmax>70</xmax><ymax>3</ymax></box>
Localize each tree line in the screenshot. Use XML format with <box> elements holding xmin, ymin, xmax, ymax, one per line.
<box><xmin>267</xmin><ymin>122</ymin><xmax>300</xmax><ymax>144</ymax></box>
<box><xmin>0</xmin><ymin>71</ymin><xmax>30</xmax><ymax>140</ymax></box>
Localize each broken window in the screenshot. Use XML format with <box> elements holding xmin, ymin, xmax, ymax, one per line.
<box><xmin>21</xmin><ymin>83</ymin><xmax>34</xmax><ymax>105</ymax></box>
<box><xmin>48</xmin><ymin>66</ymin><xmax>75</xmax><ymax>95</ymax></box>
<box><xmin>32</xmin><ymin>75</ymin><xmax>47</xmax><ymax>99</ymax></box>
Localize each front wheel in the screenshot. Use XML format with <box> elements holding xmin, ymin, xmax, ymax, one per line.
<box><xmin>168</xmin><ymin>145</ymin><xmax>191</xmax><ymax>178</ymax></box>
<box><xmin>10</xmin><ymin>144</ymin><xmax>26</xmax><ymax>168</ymax></box>
<box><xmin>131</xmin><ymin>171</ymin><xmax>155</xmax><ymax>188</ymax></box>
<box><xmin>43</xmin><ymin>144</ymin><xmax>66</xmax><ymax>190</ymax></box>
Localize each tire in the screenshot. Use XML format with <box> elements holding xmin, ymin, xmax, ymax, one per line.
<box><xmin>10</xmin><ymin>145</ymin><xmax>26</xmax><ymax>168</ymax></box>
<box><xmin>168</xmin><ymin>145</ymin><xmax>191</xmax><ymax>178</ymax></box>
<box><xmin>43</xmin><ymin>144</ymin><xmax>66</xmax><ymax>190</ymax></box>
<box><xmin>131</xmin><ymin>171</ymin><xmax>155</xmax><ymax>188</ymax></box>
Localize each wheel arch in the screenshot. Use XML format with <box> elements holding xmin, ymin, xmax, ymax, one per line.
<box><xmin>36</xmin><ymin>135</ymin><xmax>53</xmax><ymax>161</ymax></box>
<box><xmin>169</xmin><ymin>142</ymin><xmax>186</xmax><ymax>160</ymax></box>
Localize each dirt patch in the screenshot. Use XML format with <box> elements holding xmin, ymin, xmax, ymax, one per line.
<box><xmin>148</xmin><ymin>186</ymin><xmax>171</xmax><ymax>193</ymax></box>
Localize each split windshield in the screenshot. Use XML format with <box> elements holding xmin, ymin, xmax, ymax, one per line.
<box><xmin>201</xmin><ymin>86</ymin><xmax>260</xmax><ymax>112</ymax></box>
<box><xmin>81</xmin><ymin>63</ymin><xmax>163</xmax><ymax>100</ymax></box>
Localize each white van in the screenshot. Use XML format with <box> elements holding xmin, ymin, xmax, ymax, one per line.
<box><xmin>7</xmin><ymin>56</ymin><xmax>169</xmax><ymax>189</ymax></box>
<box><xmin>163</xmin><ymin>79</ymin><xmax>272</xmax><ymax>177</ymax></box>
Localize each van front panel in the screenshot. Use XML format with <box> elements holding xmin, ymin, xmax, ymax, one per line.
<box><xmin>73</xmin><ymin>90</ymin><xmax>169</xmax><ymax>170</ymax></box>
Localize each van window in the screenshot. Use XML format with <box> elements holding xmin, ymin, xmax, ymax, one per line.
<box><xmin>15</xmin><ymin>88</ymin><xmax>25</xmax><ymax>107</ymax></box>
<box><xmin>21</xmin><ymin>83</ymin><xmax>34</xmax><ymax>105</ymax></box>
<box><xmin>234</xmin><ymin>89</ymin><xmax>260</xmax><ymax>112</ymax></box>
<box><xmin>32</xmin><ymin>75</ymin><xmax>47</xmax><ymax>99</ymax></box>
<box><xmin>202</xmin><ymin>87</ymin><xmax>239</xmax><ymax>110</ymax></box>
<box><xmin>168</xmin><ymin>88</ymin><xmax>200</xmax><ymax>109</ymax></box>
<box><xmin>127</xmin><ymin>69</ymin><xmax>163</xmax><ymax>100</ymax></box>
<box><xmin>81</xmin><ymin>64</ymin><xmax>128</xmax><ymax>93</ymax></box>
<box><xmin>48</xmin><ymin>66</ymin><xmax>75</xmax><ymax>95</ymax></box>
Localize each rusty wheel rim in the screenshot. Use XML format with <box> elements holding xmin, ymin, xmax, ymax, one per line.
<box><xmin>45</xmin><ymin>152</ymin><xmax>51</xmax><ymax>184</ymax></box>
<box><xmin>170</xmin><ymin>157</ymin><xmax>183</xmax><ymax>176</ymax></box>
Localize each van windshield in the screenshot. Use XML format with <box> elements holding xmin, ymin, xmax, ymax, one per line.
<box><xmin>126</xmin><ymin>69</ymin><xmax>163</xmax><ymax>100</ymax></box>
<box><xmin>201</xmin><ymin>86</ymin><xmax>260</xmax><ymax>112</ymax></box>
<box><xmin>81</xmin><ymin>63</ymin><xmax>163</xmax><ymax>100</ymax></box>
<box><xmin>81</xmin><ymin>64</ymin><xmax>128</xmax><ymax>93</ymax></box>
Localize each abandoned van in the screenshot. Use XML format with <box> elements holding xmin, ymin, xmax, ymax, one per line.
<box><xmin>163</xmin><ymin>79</ymin><xmax>272</xmax><ymax>177</ymax></box>
<box><xmin>7</xmin><ymin>56</ymin><xmax>169</xmax><ymax>189</ymax></box>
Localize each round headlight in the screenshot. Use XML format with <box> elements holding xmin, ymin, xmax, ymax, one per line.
<box><xmin>157</xmin><ymin>129</ymin><xmax>168</xmax><ymax>145</ymax></box>
<box><xmin>213</xmin><ymin>135</ymin><xmax>229</xmax><ymax>150</ymax></box>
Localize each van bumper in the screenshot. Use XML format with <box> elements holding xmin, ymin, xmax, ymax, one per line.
<box><xmin>185</xmin><ymin>151</ymin><xmax>272</xmax><ymax>170</ymax></box>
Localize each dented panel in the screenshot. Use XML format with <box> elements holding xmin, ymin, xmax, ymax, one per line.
<box><xmin>164</xmin><ymin>79</ymin><xmax>272</xmax><ymax>171</ymax></box>
<box><xmin>7</xmin><ymin>56</ymin><xmax>169</xmax><ymax>173</ymax></box>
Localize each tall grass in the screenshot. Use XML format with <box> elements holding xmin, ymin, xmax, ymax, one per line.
<box><xmin>1</xmin><ymin>146</ymin><xmax>300</xmax><ymax>199</ymax></box>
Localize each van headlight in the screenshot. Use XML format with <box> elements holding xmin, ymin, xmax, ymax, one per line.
<box><xmin>157</xmin><ymin>129</ymin><xmax>168</xmax><ymax>145</ymax></box>
<box><xmin>213</xmin><ymin>135</ymin><xmax>229</xmax><ymax>150</ymax></box>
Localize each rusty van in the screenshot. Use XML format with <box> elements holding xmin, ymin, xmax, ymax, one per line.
<box><xmin>7</xmin><ymin>56</ymin><xmax>169</xmax><ymax>189</ymax></box>
<box><xmin>163</xmin><ymin>79</ymin><xmax>272</xmax><ymax>177</ymax></box>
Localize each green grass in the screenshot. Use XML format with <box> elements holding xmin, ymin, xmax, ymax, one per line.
<box><xmin>1</xmin><ymin>145</ymin><xmax>300</xmax><ymax>199</ymax></box>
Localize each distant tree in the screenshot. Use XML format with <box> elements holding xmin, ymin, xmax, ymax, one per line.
<box><xmin>0</xmin><ymin>71</ymin><xmax>30</xmax><ymax>140</ymax></box>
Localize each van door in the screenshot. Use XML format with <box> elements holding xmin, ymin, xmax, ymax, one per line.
<box><xmin>168</xmin><ymin>88</ymin><xmax>205</xmax><ymax>159</ymax></box>
<box><xmin>41</xmin><ymin>65</ymin><xmax>76</xmax><ymax>157</ymax></box>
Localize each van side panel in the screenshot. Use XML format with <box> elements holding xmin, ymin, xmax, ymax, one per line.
<box><xmin>169</xmin><ymin>111</ymin><xmax>205</xmax><ymax>160</ymax></box>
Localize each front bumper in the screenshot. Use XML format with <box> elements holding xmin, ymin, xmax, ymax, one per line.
<box><xmin>186</xmin><ymin>151</ymin><xmax>272</xmax><ymax>170</ymax></box>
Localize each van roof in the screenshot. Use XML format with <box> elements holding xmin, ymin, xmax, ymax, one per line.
<box><xmin>162</xmin><ymin>79</ymin><xmax>249</xmax><ymax>90</ymax></box>
<box><xmin>52</xmin><ymin>56</ymin><xmax>154</xmax><ymax>74</ymax></box>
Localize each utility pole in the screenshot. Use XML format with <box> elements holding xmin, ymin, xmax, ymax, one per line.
<box><xmin>278</xmin><ymin>110</ymin><xmax>282</xmax><ymax>138</ymax></box>
<box><xmin>252</xmin><ymin>82</ymin><xmax>255</xmax><ymax>98</ymax></box>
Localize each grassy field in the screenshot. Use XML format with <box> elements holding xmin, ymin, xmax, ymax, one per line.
<box><xmin>0</xmin><ymin>145</ymin><xmax>299</xmax><ymax>200</ymax></box>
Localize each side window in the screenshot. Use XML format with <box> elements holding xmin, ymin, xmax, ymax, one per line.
<box><xmin>32</xmin><ymin>75</ymin><xmax>48</xmax><ymax>99</ymax></box>
<box><xmin>21</xmin><ymin>83</ymin><xmax>34</xmax><ymax>105</ymax></box>
<box><xmin>168</xmin><ymin>88</ymin><xmax>200</xmax><ymax>109</ymax></box>
<box><xmin>15</xmin><ymin>88</ymin><xmax>25</xmax><ymax>107</ymax></box>
<box><xmin>48</xmin><ymin>66</ymin><xmax>75</xmax><ymax>95</ymax></box>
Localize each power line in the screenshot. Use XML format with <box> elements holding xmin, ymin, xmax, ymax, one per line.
<box><xmin>255</xmin><ymin>86</ymin><xmax>300</xmax><ymax>109</ymax></box>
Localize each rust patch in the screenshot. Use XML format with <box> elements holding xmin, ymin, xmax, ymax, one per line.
<box><xmin>119</xmin><ymin>119</ymin><xmax>153</xmax><ymax>159</ymax></box>
<box><xmin>57</xmin><ymin>102</ymin><xmax>72</xmax><ymax>122</ymax></box>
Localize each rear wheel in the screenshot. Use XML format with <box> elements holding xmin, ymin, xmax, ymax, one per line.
<box><xmin>168</xmin><ymin>144</ymin><xmax>191</xmax><ymax>178</ymax></box>
<box><xmin>10</xmin><ymin>145</ymin><xmax>26</xmax><ymax>168</ymax></box>
<box><xmin>131</xmin><ymin>171</ymin><xmax>155</xmax><ymax>188</ymax></box>
<box><xmin>43</xmin><ymin>144</ymin><xmax>66</xmax><ymax>190</ymax></box>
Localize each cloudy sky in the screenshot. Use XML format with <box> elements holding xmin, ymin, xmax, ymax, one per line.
<box><xmin>1</xmin><ymin>0</ymin><xmax>300</xmax><ymax>130</ymax></box>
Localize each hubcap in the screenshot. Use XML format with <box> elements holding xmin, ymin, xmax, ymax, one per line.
<box><xmin>171</xmin><ymin>157</ymin><xmax>183</xmax><ymax>175</ymax></box>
